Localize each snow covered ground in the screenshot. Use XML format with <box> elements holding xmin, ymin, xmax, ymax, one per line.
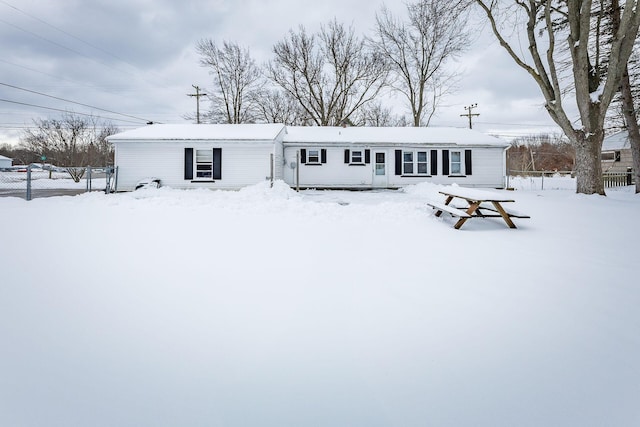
<box><xmin>1</xmin><ymin>179</ymin><xmax>638</xmax><ymax>427</ymax></box>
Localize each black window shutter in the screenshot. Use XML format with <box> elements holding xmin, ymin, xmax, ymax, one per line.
<box><xmin>365</xmin><ymin>149</ymin><xmax>371</xmax><ymax>164</ymax></box>
<box><xmin>321</xmin><ymin>149</ymin><xmax>327</xmax><ymax>164</ymax></box>
<box><xmin>184</xmin><ymin>148</ymin><xmax>193</xmax><ymax>180</ymax></box>
<box><xmin>213</xmin><ymin>148</ymin><xmax>222</xmax><ymax>179</ymax></box>
<box><xmin>301</xmin><ymin>149</ymin><xmax>307</xmax><ymax>164</ymax></box>
<box><xmin>430</xmin><ymin>150</ymin><xmax>438</xmax><ymax>175</ymax></box>
<box><xmin>344</xmin><ymin>149</ymin><xmax>350</xmax><ymax>163</ymax></box>
<box><xmin>442</xmin><ymin>150</ymin><xmax>450</xmax><ymax>175</ymax></box>
<box><xmin>395</xmin><ymin>150</ymin><xmax>402</xmax><ymax>175</ymax></box>
<box><xmin>465</xmin><ymin>149</ymin><xmax>472</xmax><ymax>175</ymax></box>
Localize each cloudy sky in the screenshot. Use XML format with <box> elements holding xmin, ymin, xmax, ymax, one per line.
<box><xmin>0</xmin><ymin>0</ymin><xmax>565</xmax><ymax>146</ymax></box>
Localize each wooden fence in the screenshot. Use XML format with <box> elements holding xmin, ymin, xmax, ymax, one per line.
<box><xmin>509</xmin><ymin>170</ymin><xmax>634</xmax><ymax>190</ymax></box>
<box><xmin>603</xmin><ymin>171</ymin><xmax>634</xmax><ymax>188</ymax></box>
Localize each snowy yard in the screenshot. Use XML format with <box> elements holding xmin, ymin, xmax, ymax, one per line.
<box><xmin>1</xmin><ymin>179</ymin><xmax>638</xmax><ymax>426</ymax></box>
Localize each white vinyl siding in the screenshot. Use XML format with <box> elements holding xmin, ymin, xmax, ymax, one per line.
<box><xmin>114</xmin><ymin>142</ymin><xmax>274</xmax><ymax>191</ymax></box>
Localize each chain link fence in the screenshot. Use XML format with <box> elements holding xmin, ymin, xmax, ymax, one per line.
<box><xmin>0</xmin><ymin>165</ymin><xmax>117</xmax><ymax>200</ymax></box>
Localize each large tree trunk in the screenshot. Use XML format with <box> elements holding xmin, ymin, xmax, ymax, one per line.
<box><xmin>631</xmin><ymin>130</ymin><xmax>640</xmax><ymax>193</ymax></box>
<box><xmin>573</xmin><ymin>130</ymin><xmax>606</xmax><ymax>195</ymax></box>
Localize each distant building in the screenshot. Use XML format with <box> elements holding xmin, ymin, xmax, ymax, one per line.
<box><xmin>0</xmin><ymin>154</ymin><xmax>12</xmax><ymax>169</ymax></box>
<box><xmin>601</xmin><ymin>130</ymin><xmax>633</xmax><ymax>174</ymax></box>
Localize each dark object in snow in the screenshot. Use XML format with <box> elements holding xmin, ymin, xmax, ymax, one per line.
<box><xmin>135</xmin><ymin>177</ymin><xmax>161</xmax><ymax>190</ymax></box>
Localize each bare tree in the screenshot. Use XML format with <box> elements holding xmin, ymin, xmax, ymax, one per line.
<box><xmin>371</xmin><ymin>1</ymin><xmax>471</xmax><ymax>126</ymax></box>
<box><xmin>20</xmin><ymin>113</ymin><xmax>117</xmax><ymax>181</ymax></box>
<box><xmin>268</xmin><ymin>20</ymin><xmax>388</xmax><ymax>126</ymax></box>
<box><xmin>252</xmin><ymin>89</ymin><xmax>309</xmax><ymax>125</ymax></box>
<box><xmin>196</xmin><ymin>39</ymin><xmax>263</xmax><ymax>124</ymax></box>
<box><xmin>508</xmin><ymin>133</ymin><xmax>575</xmax><ymax>173</ymax></box>
<box><xmin>352</xmin><ymin>101</ymin><xmax>409</xmax><ymax>127</ymax></box>
<box><xmin>474</xmin><ymin>0</ymin><xmax>640</xmax><ymax>195</ymax></box>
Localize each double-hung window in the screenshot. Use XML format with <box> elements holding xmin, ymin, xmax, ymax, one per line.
<box><xmin>301</xmin><ymin>148</ymin><xmax>327</xmax><ymax>165</ymax></box>
<box><xmin>441</xmin><ymin>149</ymin><xmax>471</xmax><ymax>176</ymax></box>
<box><xmin>184</xmin><ymin>148</ymin><xmax>221</xmax><ymax>181</ymax></box>
<box><xmin>403</xmin><ymin>152</ymin><xmax>413</xmax><ymax>174</ymax></box>
<box><xmin>351</xmin><ymin>150</ymin><xmax>363</xmax><ymax>163</ymax></box>
<box><xmin>196</xmin><ymin>149</ymin><xmax>213</xmax><ymax>178</ymax></box>
<box><xmin>402</xmin><ymin>151</ymin><xmax>428</xmax><ymax>175</ymax></box>
<box><xmin>307</xmin><ymin>149</ymin><xmax>321</xmax><ymax>164</ymax></box>
<box><xmin>344</xmin><ymin>149</ymin><xmax>370</xmax><ymax>165</ymax></box>
<box><xmin>450</xmin><ymin>151</ymin><xmax>462</xmax><ymax>175</ymax></box>
<box><xmin>417</xmin><ymin>151</ymin><xmax>428</xmax><ymax>174</ymax></box>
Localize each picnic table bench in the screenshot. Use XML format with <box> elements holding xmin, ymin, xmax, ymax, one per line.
<box><xmin>427</xmin><ymin>187</ymin><xmax>530</xmax><ymax>229</ymax></box>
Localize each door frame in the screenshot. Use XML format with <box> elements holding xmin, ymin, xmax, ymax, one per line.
<box><xmin>372</xmin><ymin>150</ymin><xmax>387</xmax><ymax>188</ymax></box>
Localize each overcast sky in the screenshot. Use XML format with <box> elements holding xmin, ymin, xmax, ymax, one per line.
<box><xmin>0</xmin><ymin>0</ymin><xmax>565</xmax><ymax>147</ymax></box>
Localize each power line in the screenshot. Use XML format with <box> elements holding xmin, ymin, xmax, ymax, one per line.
<box><xmin>0</xmin><ymin>98</ymin><xmax>145</xmax><ymax>124</ymax></box>
<box><xmin>0</xmin><ymin>18</ymin><xmax>137</xmax><ymax>78</ymax></box>
<box><xmin>0</xmin><ymin>0</ymin><xmax>174</xmax><ymax>86</ymax></box>
<box><xmin>475</xmin><ymin>121</ymin><xmax>561</xmax><ymax>128</ymax></box>
<box><xmin>0</xmin><ymin>0</ymin><xmax>131</xmax><ymax>65</ymax></box>
<box><xmin>1</xmin><ymin>82</ymin><xmax>157</xmax><ymax>123</ymax></box>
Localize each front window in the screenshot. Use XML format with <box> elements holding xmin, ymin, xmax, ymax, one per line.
<box><xmin>403</xmin><ymin>152</ymin><xmax>413</xmax><ymax>174</ymax></box>
<box><xmin>308</xmin><ymin>149</ymin><xmax>320</xmax><ymax>164</ymax></box>
<box><xmin>196</xmin><ymin>149</ymin><xmax>213</xmax><ymax>178</ymax></box>
<box><xmin>351</xmin><ymin>150</ymin><xmax>363</xmax><ymax>163</ymax></box>
<box><xmin>403</xmin><ymin>151</ymin><xmax>428</xmax><ymax>175</ymax></box>
<box><xmin>417</xmin><ymin>151</ymin><xmax>428</xmax><ymax>174</ymax></box>
<box><xmin>601</xmin><ymin>151</ymin><xmax>621</xmax><ymax>162</ymax></box>
<box><xmin>451</xmin><ymin>151</ymin><xmax>462</xmax><ymax>174</ymax></box>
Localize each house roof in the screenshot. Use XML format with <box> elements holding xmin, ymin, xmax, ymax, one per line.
<box><xmin>107</xmin><ymin>123</ymin><xmax>509</xmax><ymax>147</ymax></box>
<box><xmin>602</xmin><ymin>130</ymin><xmax>631</xmax><ymax>151</ymax></box>
<box><xmin>0</xmin><ymin>154</ymin><xmax>12</xmax><ymax>161</ymax></box>
<box><xmin>283</xmin><ymin>126</ymin><xmax>509</xmax><ymax>147</ymax></box>
<box><xmin>107</xmin><ymin>123</ymin><xmax>287</xmax><ymax>142</ymax></box>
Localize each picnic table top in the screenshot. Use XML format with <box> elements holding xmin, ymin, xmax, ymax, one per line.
<box><xmin>439</xmin><ymin>186</ymin><xmax>514</xmax><ymax>203</ymax></box>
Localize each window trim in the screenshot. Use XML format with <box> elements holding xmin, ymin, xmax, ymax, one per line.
<box><xmin>195</xmin><ymin>149</ymin><xmax>214</xmax><ymax>179</ymax></box>
<box><xmin>449</xmin><ymin>150</ymin><xmax>463</xmax><ymax>175</ymax></box>
<box><xmin>601</xmin><ymin>151</ymin><xmax>621</xmax><ymax>162</ymax></box>
<box><xmin>307</xmin><ymin>149</ymin><xmax>321</xmax><ymax>164</ymax></box>
<box><xmin>301</xmin><ymin>148</ymin><xmax>327</xmax><ymax>165</ymax></box>
<box><xmin>344</xmin><ymin>148</ymin><xmax>370</xmax><ymax>165</ymax></box>
<box><xmin>401</xmin><ymin>150</ymin><xmax>431</xmax><ymax>176</ymax></box>
<box><xmin>185</xmin><ymin>147</ymin><xmax>221</xmax><ymax>181</ymax></box>
<box><xmin>351</xmin><ymin>150</ymin><xmax>364</xmax><ymax>164</ymax></box>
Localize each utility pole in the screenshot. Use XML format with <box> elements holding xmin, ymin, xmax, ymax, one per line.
<box><xmin>187</xmin><ymin>85</ymin><xmax>207</xmax><ymax>124</ymax></box>
<box><xmin>460</xmin><ymin>103</ymin><xmax>480</xmax><ymax>129</ymax></box>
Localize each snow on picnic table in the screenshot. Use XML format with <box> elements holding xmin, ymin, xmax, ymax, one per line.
<box><xmin>0</xmin><ymin>180</ymin><xmax>638</xmax><ymax>427</ymax></box>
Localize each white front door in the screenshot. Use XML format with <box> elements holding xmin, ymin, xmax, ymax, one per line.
<box><xmin>372</xmin><ymin>151</ymin><xmax>387</xmax><ymax>187</ymax></box>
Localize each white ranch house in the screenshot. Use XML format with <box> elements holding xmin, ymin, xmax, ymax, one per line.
<box><xmin>107</xmin><ymin>124</ymin><xmax>509</xmax><ymax>191</ymax></box>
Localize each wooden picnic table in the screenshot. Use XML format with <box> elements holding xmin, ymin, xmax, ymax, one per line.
<box><xmin>427</xmin><ymin>187</ymin><xmax>530</xmax><ymax>229</ymax></box>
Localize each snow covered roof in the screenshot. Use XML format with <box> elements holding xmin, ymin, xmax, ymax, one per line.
<box><xmin>283</xmin><ymin>126</ymin><xmax>509</xmax><ymax>147</ymax></box>
<box><xmin>107</xmin><ymin>123</ymin><xmax>509</xmax><ymax>147</ymax></box>
<box><xmin>107</xmin><ymin>123</ymin><xmax>287</xmax><ymax>142</ymax></box>
<box><xmin>0</xmin><ymin>154</ymin><xmax>12</xmax><ymax>161</ymax></box>
<box><xmin>602</xmin><ymin>130</ymin><xmax>631</xmax><ymax>151</ymax></box>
